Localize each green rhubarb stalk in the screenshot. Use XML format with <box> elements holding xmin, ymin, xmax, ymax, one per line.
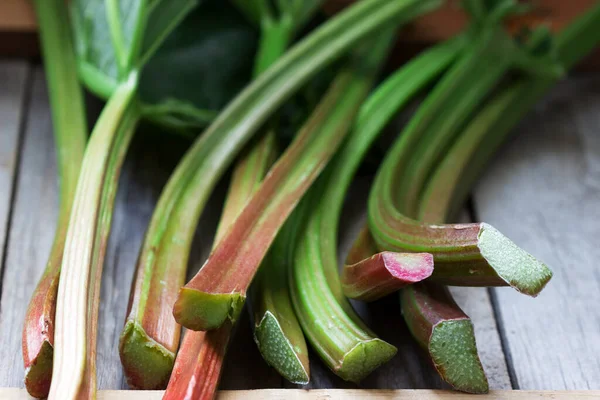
<box><xmin>400</xmin><ymin>283</ymin><xmax>489</xmax><ymax>393</ymax></box>
<box><xmin>338</xmin><ymin>36</ymin><xmax>466</xmax><ymax>303</ymax></box>
<box><xmin>173</xmin><ymin>27</ymin><xmax>401</xmax><ymax>331</ymax></box>
<box><xmin>367</xmin><ymin>1</ymin><xmax>560</xmax><ymax>297</ymax></box>
<box><xmin>164</xmin><ymin>0</ymin><xmax>442</xmax><ymax>333</ymax></box>
<box><xmin>49</xmin><ymin>76</ymin><xmax>139</xmax><ymax>400</ymax></box>
<box><xmin>22</xmin><ymin>1</ymin><xmax>87</xmax><ymax>398</ymax></box>
<box><xmin>162</xmin><ymin>135</ymin><xmax>275</xmax><ymax>400</ymax></box>
<box><xmin>288</xmin><ymin>34</ymin><xmax>460</xmax><ymax>383</ymax></box>
<box><xmin>121</xmin><ymin>0</ymin><xmax>319</xmax><ymax>388</ymax></box>
<box><xmin>252</xmin><ymin>209</ymin><xmax>310</xmax><ymax>384</ymax></box>
<box><xmin>401</xmin><ymin>6</ymin><xmax>600</xmax><ymax>392</ymax></box>
<box><xmin>418</xmin><ymin>2</ymin><xmax>600</xmax><ymax>277</ymax></box>
<box><xmin>50</xmin><ymin>1</ymin><xmax>196</xmax><ymax>397</ymax></box>
<box><xmin>125</xmin><ymin>0</ymin><xmax>443</xmax><ymax>354</ymax></box>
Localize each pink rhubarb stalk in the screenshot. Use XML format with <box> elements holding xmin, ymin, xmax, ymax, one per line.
<box><xmin>342</xmin><ymin>226</ymin><xmax>433</xmax><ymax>302</ymax></box>
<box><xmin>401</xmin><ymin>283</ymin><xmax>489</xmax><ymax>393</ymax></box>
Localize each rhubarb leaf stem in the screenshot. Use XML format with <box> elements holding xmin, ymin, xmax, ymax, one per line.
<box><xmin>289</xmin><ymin>30</ymin><xmax>459</xmax><ymax>384</ymax></box>
<box><xmin>368</xmin><ymin>19</ymin><xmax>554</xmax><ymax>296</ymax></box>
<box><xmin>174</xmin><ymin>31</ymin><xmax>395</xmax><ymax>331</ymax></box>
<box><xmin>49</xmin><ymin>75</ymin><xmax>139</xmax><ymax>400</ymax></box>
<box><xmin>22</xmin><ymin>1</ymin><xmax>88</xmax><ymax>397</ymax></box>
<box><xmin>400</xmin><ymin>283</ymin><xmax>489</xmax><ymax>393</ymax></box>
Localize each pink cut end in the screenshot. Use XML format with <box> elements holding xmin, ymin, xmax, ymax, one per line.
<box><xmin>382</xmin><ymin>252</ymin><xmax>434</xmax><ymax>283</ymax></box>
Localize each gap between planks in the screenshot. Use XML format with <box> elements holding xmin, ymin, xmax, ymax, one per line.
<box><xmin>1</xmin><ymin>388</ymin><xmax>599</xmax><ymax>400</ymax></box>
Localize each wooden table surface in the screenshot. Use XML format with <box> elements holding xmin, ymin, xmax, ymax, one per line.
<box><xmin>0</xmin><ymin>60</ymin><xmax>598</xmax><ymax>395</ymax></box>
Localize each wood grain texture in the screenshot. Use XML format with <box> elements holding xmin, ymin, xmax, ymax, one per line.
<box><xmin>473</xmin><ymin>76</ymin><xmax>600</xmax><ymax>390</ymax></box>
<box><xmin>0</xmin><ymin>67</ymin><xmax>50</xmax><ymax>389</ymax></box>
<box><xmin>0</xmin><ymin>61</ymin><xmax>29</xmax><ymax>282</ymax></box>
<box><xmin>2</xmin><ymin>388</ymin><xmax>600</xmax><ymax>400</ymax></box>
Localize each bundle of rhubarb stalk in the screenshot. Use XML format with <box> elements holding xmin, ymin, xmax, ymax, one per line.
<box><xmin>20</xmin><ymin>0</ymin><xmax>600</xmax><ymax>399</ymax></box>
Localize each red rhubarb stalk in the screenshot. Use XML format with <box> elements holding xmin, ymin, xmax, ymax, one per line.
<box><xmin>173</xmin><ymin>28</ymin><xmax>402</xmax><ymax>332</ymax></box>
<box><xmin>123</xmin><ymin>0</ymin><xmax>441</xmax><ymax>382</ymax></box>
<box><xmin>163</xmin><ymin>327</ymin><xmax>230</xmax><ymax>400</ymax></box>
<box><xmin>401</xmin><ymin>283</ymin><xmax>489</xmax><ymax>393</ymax></box>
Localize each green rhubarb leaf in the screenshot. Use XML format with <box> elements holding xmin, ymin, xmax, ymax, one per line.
<box><xmin>71</xmin><ymin>0</ymin><xmax>257</xmax><ymax>130</ymax></box>
<box><xmin>139</xmin><ymin>1</ymin><xmax>258</xmax><ymax>118</ymax></box>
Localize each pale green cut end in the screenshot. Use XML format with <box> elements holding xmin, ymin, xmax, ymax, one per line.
<box><xmin>175</xmin><ymin>287</ymin><xmax>245</xmax><ymax>331</ymax></box>
<box><xmin>254</xmin><ymin>312</ymin><xmax>310</xmax><ymax>385</ymax></box>
<box><xmin>336</xmin><ymin>339</ymin><xmax>397</xmax><ymax>383</ymax></box>
<box><xmin>430</xmin><ymin>319</ymin><xmax>489</xmax><ymax>394</ymax></box>
<box><xmin>119</xmin><ymin>320</ymin><xmax>175</xmax><ymax>390</ymax></box>
<box><xmin>477</xmin><ymin>223</ymin><xmax>553</xmax><ymax>297</ymax></box>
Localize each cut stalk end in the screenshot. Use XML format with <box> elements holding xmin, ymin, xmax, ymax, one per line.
<box><xmin>336</xmin><ymin>339</ymin><xmax>397</xmax><ymax>383</ymax></box>
<box><xmin>24</xmin><ymin>340</ymin><xmax>53</xmax><ymax>399</ymax></box>
<box><xmin>477</xmin><ymin>223</ymin><xmax>553</xmax><ymax>297</ymax></box>
<box><xmin>173</xmin><ymin>287</ymin><xmax>245</xmax><ymax>331</ymax></box>
<box><xmin>119</xmin><ymin>320</ymin><xmax>175</xmax><ymax>390</ymax></box>
<box><xmin>254</xmin><ymin>312</ymin><xmax>310</xmax><ymax>385</ymax></box>
<box><xmin>342</xmin><ymin>251</ymin><xmax>434</xmax><ymax>301</ymax></box>
<box><xmin>430</xmin><ymin>319</ymin><xmax>489</xmax><ymax>394</ymax></box>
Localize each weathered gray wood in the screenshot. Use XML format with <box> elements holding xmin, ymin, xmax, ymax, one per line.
<box><xmin>0</xmin><ymin>67</ymin><xmax>50</xmax><ymax>388</ymax></box>
<box><xmin>473</xmin><ymin>76</ymin><xmax>600</xmax><ymax>390</ymax></box>
<box><xmin>0</xmin><ymin>61</ymin><xmax>29</xmax><ymax>278</ymax></box>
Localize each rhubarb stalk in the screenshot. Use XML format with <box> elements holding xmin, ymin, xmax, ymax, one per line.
<box><xmin>288</xmin><ymin>33</ymin><xmax>459</xmax><ymax>382</ymax></box>
<box><xmin>173</xmin><ymin>29</ymin><xmax>398</xmax><ymax>331</ymax></box>
<box><xmin>367</xmin><ymin>1</ymin><xmax>558</xmax><ymax>296</ymax></box>
<box><xmin>402</xmin><ymin>5</ymin><xmax>600</xmax><ymax>393</ymax></box>
<box><xmin>171</xmin><ymin>0</ymin><xmax>443</xmax><ymax>333</ymax></box>
<box><xmin>400</xmin><ymin>283</ymin><xmax>489</xmax><ymax>393</ymax></box>
<box><xmin>419</xmin><ymin>3</ymin><xmax>600</xmax><ymax>224</ymax></box>
<box><xmin>49</xmin><ymin>76</ymin><xmax>139</xmax><ymax>399</ymax></box>
<box><xmin>50</xmin><ymin>0</ymin><xmax>197</xmax><ymax>396</ymax></box>
<box><xmin>334</xmin><ymin>37</ymin><xmax>464</xmax><ymax>302</ymax></box>
<box><xmin>251</xmin><ymin>209</ymin><xmax>310</xmax><ymax>384</ymax></box>
<box><xmin>164</xmin><ymin>131</ymin><xmax>277</xmax><ymax>399</ymax></box>
<box><xmin>121</xmin><ymin>0</ymin><xmax>323</xmax><ymax>388</ymax></box>
<box><xmin>22</xmin><ymin>1</ymin><xmax>87</xmax><ymax>398</ymax></box>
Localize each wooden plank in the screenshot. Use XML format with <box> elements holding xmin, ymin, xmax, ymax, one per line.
<box><xmin>473</xmin><ymin>76</ymin><xmax>600</xmax><ymax>389</ymax></box>
<box><xmin>0</xmin><ymin>61</ymin><xmax>29</xmax><ymax>277</ymax></box>
<box><xmin>2</xmin><ymin>388</ymin><xmax>600</xmax><ymax>400</ymax></box>
<box><xmin>0</xmin><ymin>64</ymin><xmax>42</xmax><ymax>389</ymax></box>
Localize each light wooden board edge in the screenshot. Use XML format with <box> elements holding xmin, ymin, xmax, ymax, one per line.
<box><xmin>0</xmin><ymin>0</ymin><xmax>36</xmax><ymax>31</ymax></box>
<box><xmin>2</xmin><ymin>388</ymin><xmax>600</xmax><ymax>399</ymax></box>
<box><xmin>2</xmin><ymin>0</ymin><xmax>596</xmax><ymax>37</ymax></box>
